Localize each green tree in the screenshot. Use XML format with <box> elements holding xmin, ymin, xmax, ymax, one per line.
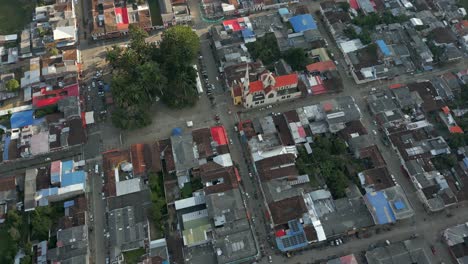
<box><xmin>48</xmin><ymin>47</ymin><xmax>59</xmax><ymax>56</ymax></box>
<box><xmin>160</xmin><ymin>25</ymin><xmax>200</xmax><ymax>67</ymax></box>
<box><xmin>163</xmin><ymin>66</ymin><xmax>198</xmax><ymax>108</ymax></box>
<box><xmin>246</xmin><ymin>33</ymin><xmax>281</xmax><ymax>66</ymax></box>
<box><xmin>338</xmin><ymin>2</ymin><xmax>350</xmax><ymax>12</ymax></box>
<box><xmin>282</xmin><ymin>48</ymin><xmax>310</xmax><ymax>71</ymax></box>
<box><xmin>5</xmin><ymin>79</ymin><xmax>19</xmax><ymax>92</ymax></box>
<box><xmin>31</xmin><ymin>207</ymin><xmax>52</xmax><ymax>241</ymax></box>
<box><xmin>8</xmin><ymin>227</ymin><xmax>20</xmax><ymax>241</ymax></box>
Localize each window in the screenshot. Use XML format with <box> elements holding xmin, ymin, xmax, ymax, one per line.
<box><xmin>268</xmin><ymin>93</ymin><xmax>274</xmax><ymax>99</ymax></box>
<box><xmin>287</xmin><ymin>95</ymin><xmax>290</xmax><ymax>98</ymax></box>
<box><xmin>255</xmin><ymin>101</ymin><xmax>259</xmax><ymax>105</ymax></box>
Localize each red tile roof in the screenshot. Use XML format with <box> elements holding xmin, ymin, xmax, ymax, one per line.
<box><xmin>131</xmin><ymin>144</ymin><xmax>146</xmax><ymax>176</ymax></box>
<box><xmin>248</xmin><ymin>73</ymin><xmax>298</xmax><ymax>94</ymax></box>
<box><xmin>389</xmin><ymin>83</ymin><xmax>404</xmax><ymax>89</ymax></box>
<box><xmin>450</xmin><ymin>126</ymin><xmax>463</xmax><ymax>134</ymax></box>
<box><xmin>306</xmin><ymin>60</ymin><xmax>336</xmax><ymax>73</ymax></box>
<box><xmin>455</xmin><ymin>20</ymin><xmax>468</xmax><ymax>35</ymax></box>
<box><xmin>275</xmin><ymin>73</ymin><xmax>298</xmax><ymax>88</ymax></box>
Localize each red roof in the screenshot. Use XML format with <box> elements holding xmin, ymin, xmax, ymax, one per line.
<box><xmin>442</xmin><ymin>106</ymin><xmax>451</xmax><ymax>115</ymax></box>
<box><xmin>349</xmin><ymin>0</ymin><xmax>359</xmax><ymax>10</ymax></box>
<box><xmin>275</xmin><ymin>229</ymin><xmax>286</xmax><ymax>237</ymax></box>
<box><xmin>248</xmin><ymin>73</ymin><xmax>298</xmax><ymax>94</ymax></box>
<box><xmin>33</xmin><ymin>83</ymin><xmax>79</xmax><ymax>107</ymax></box>
<box><xmin>115</xmin><ymin>7</ymin><xmax>129</xmax><ymax>30</ymax></box>
<box><xmin>131</xmin><ymin>144</ymin><xmax>146</xmax><ymax>176</ymax></box>
<box><xmin>306</xmin><ymin>60</ymin><xmax>336</xmax><ymax>73</ymax></box>
<box><xmin>223</xmin><ymin>18</ymin><xmax>246</xmax><ymax>32</ymax></box>
<box><xmin>275</xmin><ymin>73</ymin><xmax>298</xmax><ymax>88</ymax></box>
<box><xmin>211</xmin><ymin>126</ymin><xmax>228</xmax><ymax>145</ymax></box>
<box><xmin>312</xmin><ymin>84</ymin><xmax>327</xmax><ymax>95</ymax></box>
<box><xmin>455</xmin><ymin>20</ymin><xmax>468</xmax><ymax>35</ymax></box>
<box><xmin>323</xmin><ymin>102</ymin><xmax>333</xmax><ymax>112</ymax></box>
<box><xmin>389</xmin><ymin>83</ymin><xmax>404</xmax><ymax>89</ymax></box>
<box><xmin>450</xmin><ymin>126</ymin><xmax>463</xmax><ymax>134</ymax></box>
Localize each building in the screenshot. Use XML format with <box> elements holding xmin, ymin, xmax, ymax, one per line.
<box><xmin>443</xmin><ymin>223</ymin><xmax>468</xmax><ymax>264</ymax></box>
<box><xmin>47</xmin><ymin>225</ymin><xmax>89</xmax><ymax>263</ymax></box>
<box><xmin>239</xmin><ymin>71</ymin><xmax>302</xmax><ymax>108</ymax></box>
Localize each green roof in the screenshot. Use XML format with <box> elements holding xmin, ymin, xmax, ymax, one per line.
<box><xmin>183</xmin><ymin>223</ymin><xmax>211</xmax><ymax>246</ymax></box>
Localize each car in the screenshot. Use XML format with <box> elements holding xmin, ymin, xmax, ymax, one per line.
<box><xmin>249</xmin><ymin>172</ymin><xmax>253</xmax><ymax>178</ymax></box>
<box><xmin>92</xmin><ymin>82</ymin><xmax>96</xmax><ymax>88</ymax></box>
<box><xmin>372</xmin><ymin>130</ymin><xmax>378</xmax><ymax>135</ymax></box>
<box><xmin>335</xmin><ymin>239</ymin><xmax>340</xmax><ymax>245</ymax></box>
<box><xmin>268</xmin><ymin>256</ymin><xmax>273</xmax><ymax>263</ymax></box>
<box><xmin>234</xmin><ymin>126</ymin><xmax>238</xmax><ymax>132</ymax></box>
<box><xmin>229</xmin><ymin>138</ymin><xmax>233</xmax><ymax>145</ymax></box>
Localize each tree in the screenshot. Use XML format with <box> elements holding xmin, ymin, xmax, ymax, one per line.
<box><xmin>48</xmin><ymin>47</ymin><xmax>59</xmax><ymax>56</ymax></box>
<box><xmin>338</xmin><ymin>2</ymin><xmax>350</xmax><ymax>12</ymax></box>
<box><xmin>8</xmin><ymin>227</ymin><xmax>20</xmax><ymax>241</ymax></box>
<box><xmin>106</xmin><ymin>25</ymin><xmax>200</xmax><ymax>130</ymax></box>
<box><xmin>5</xmin><ymin>79</ymin><xmax>19</xmax><ymax>92</ymax></box>
<box><xmin>160</xmin><ymin>25</ymin><xmax>200</xmax><ymax>66</ymax></box>
<box><xmin>282</xmin><ymin>48</ymin><xmax>310</xmax><ymax>71</ymax></box>
<box><xmin>246</xmin><ymin>33</ymin><xmax>281</xmax><ymax>66</ymax></box>
<box><xmin>31</xmin><ymin>207</ymin><xmax>52</xmax><ymax>241</ymax></box>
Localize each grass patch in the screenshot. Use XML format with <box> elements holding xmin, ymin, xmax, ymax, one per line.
<box><xmin>147</xmin><ymin>0</ymin><xmax>163</xmax><ymax>26</ymax></box>
<box><xmin>149</xmin><ymin>172</ymin><xmax>167</xmax><ymax>239</ymax></box>
<box><xmin>0</xmin><ymin>0</ymin><xmax>35</xmax><ymax>34</ymax></box>
<box><xmin>122</xmin><ymin>247</ymin><xmax>146</xmax><ymax>264</ymax></box>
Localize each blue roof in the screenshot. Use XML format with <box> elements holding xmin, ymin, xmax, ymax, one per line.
<box><xmin>276</xmin><ymin>220</ymin><xmax>308</xmax><ymax>252</ymax></box>
<box><xmin>172</xmin><ymin>127</ymin><xmax>182</xmax><ymax>136</ymax></box>
<box><xmin>51</xmin><ymin>174</ymin><xmax>61</xmax><ymax>185</ymax></box>
<box><xmin>289</xmin><ymin>14</ymin><xmax>317</xmax><ymax>33</ymax></box>
<box><xmin>365</xmin><ymin>191</ymin><xmax>396</xmax><ymax>225</ymax></box>
<box><xmin>3</xmin><ymin>136</ymin><xmax>10</xmax><ymax>161</ymax></box>
<box><xmin>39</xmin><ymin>187</ymin><xmax>59</xmax><ymax>197</ymax></box>
<box><xmin>61</xmin><ymin>171</ymin><xmax>86</xmax><ymax>187</ymax></box>
<box><xmin>10</xmin><ymin>110</ymin><xmax>44</xmax><ymax>129</ymax></box>
<box><xmin>64</xmin><ymin>200</ymin><xmax>75</xmax><ymax>208</ymax></box>
<box><xmin>278</xmin><ymin>8</ymin><xmax>290</xmax><ymax>16</ymax></box>
<box><xmin>61</xmin><ymin>160</ymin><xmax>74</xmax><ymax>175</ymax></box>
<box><xmin>394</xmin><ymin>200</ymin><xmax>405</xmax><ymax>210</ymax></box>
<box><xmin>104</xmin><ymin>84</ymin><xmax>110</xmax><ymax>92</ymax></box>
<box><xmin>242</xmin><ymin>28</ymin><xmax>255</xmax><ymax>39</ymax></box>
<box><xmin>376</xmin><ymin>40</ymin><xmax>391</xmax><ymax>56</ymax></box>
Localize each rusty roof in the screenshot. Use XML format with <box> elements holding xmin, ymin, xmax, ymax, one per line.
<box><xmin>268</xmin><ymin>196</ymin><xmax>307</xmax><ymax>226</ymax></box>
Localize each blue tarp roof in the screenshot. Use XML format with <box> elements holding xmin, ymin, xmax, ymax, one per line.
<box><xmin>289</xmin><ymin>14</ymin><xmax>317</xmax><ymax>33</ymax></box>
<box><xmin>61</xmin><ymin>171</ymin><xmax>86</xmax><ymax>187</ymax></box>
<box><xmin>172</xmin><ymin>127</ymin><xmax>182</xmax><ymax>136</ymax></box>
<box><xmin>51</xmin><ymin>174</ymin><xmax>61</xmax><ymax>184</ymax></box>
<box><xmin>276</xmin><ymin>220</ymin><xmax>308</xmax><ymax>252</ymax></box>
<box><xmin>394</xmin><ymin>200</ymin><xmax>405</xmax><ymax>210</ymax></box>
<box><xmin>242</xmin><ymin>28</ymin><xmax>255</xmax><ymax>39</ymax></box>
<box><xmin>376</xmin><ymin>40</ymin><xmax>391</xmax><ymax>56</ymax></box>
<box><xmin>64</xmin><ymin>200</ymin><xmax>75</xmax><ymax>208</ymax></box>
<box><xmin>365</xmin><ymin>191</ymin><xmax>396</xmax><ymax>225</ymax></box>
<box><xmin>10</xmin><ymin>110</ymin><xmax>44</xmax><ymax>129</ymax></box>
<box><xmin>3</xmin><ymin>136</ymin><xmax>10</xmax><ymax>161</ymax></box>
<box><xmin>104</xmin><ymin>84</ymin><xmax>110</xmax><ymax>92</ymax></box>
<box><xmin>278</xmin><ymin>8</ymin><xmax>290</xmax><ymax>15</ymax></box>
<box><xmin>61</xmin><ymin>160</ymin><xmax>74</xmax><ymax>175</ymax></box>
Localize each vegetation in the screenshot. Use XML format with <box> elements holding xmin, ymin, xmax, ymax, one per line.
<box><xmin>148</xmin><ymin>172</ymin><xmax>167</xmax><ymax>237</ymax></box>
<box><xmin>296</xmin><ymin>136</ymin><xmax>353</xmax><ymax>198</ymax></box>
<box><xmin>35</xmin><ymin>105</ymin><xmax>59</xmax><ymax>118</ymax></box>
<box><xmin>338</xmin><ymin>2</ymin><xmax>350</xmax><ymax>12</ymax></box>
<box><xmin>432</xmin><ymin>154</ymin><xmax>457</xmax><ymax>170</ymax></box>
<box><xmin>106</xmin><ymin>25</ymin><xmax>200</xmax><ymax>129</ymax></box>
<box><xmin>31</xmin><ymin>205</ymin><xmax>64</xmax><ymax>241</ymax></box>
<box><xmin>180</xmin><ymin>183</ymin><xmax>193</xmax><ymax>199</ymax></box>
<box><xmin>352</xmin><ymin>11</ymin><xmax>409</xmax><ymax>30</ymax></box>
<box><xmin>246</xmin><ymin>33</ymin><xmax>281</xmax><ymax>66</ymax></box>
<box><xmin>5</xmin><ymin>79</ymin><xmax>19</xmax><ymax>91</ymax></box>
<box><xmin>282</xmin><ymin>48</ymin><xmax>311</xmax><ymax>71</ymax></box>
<box><xmin>0</xmin><ymin>0</ymin><xmax>35</xmax><ymax>34</ymax></box>
<box><xmin>122</xmin><ymin>247</ymin><xmax>146</xmax><ymax>264</ymax></box>
<box><xmin>448</xmin><ymin>133</ymin><xmax>468</xmax><ymax>149</ymax></box>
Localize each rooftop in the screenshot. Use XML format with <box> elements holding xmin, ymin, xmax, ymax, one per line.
<box><xmin>366</xmin><ymin>238</ymin><xmax>433</xmax><ymax>264</ymax></box>
<box><xmin>268</xmin><ymin>196</ymin><xmax>307</xmax><ymax>226</ymax></box>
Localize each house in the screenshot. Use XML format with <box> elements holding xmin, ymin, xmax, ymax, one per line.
<box><xmin>443</xmin><ymin>223</ymin><xmax>468</xmax><ymax>264</ymax></box>
<box><xmin>107</xmin><ymin>190</ymin><xmax>152</xmax><ymax>262</ymax></box>
<box><xmin>47</xmin><ymin>225</ymin><xmax>89</xmax><ymax>263</ymax></box>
